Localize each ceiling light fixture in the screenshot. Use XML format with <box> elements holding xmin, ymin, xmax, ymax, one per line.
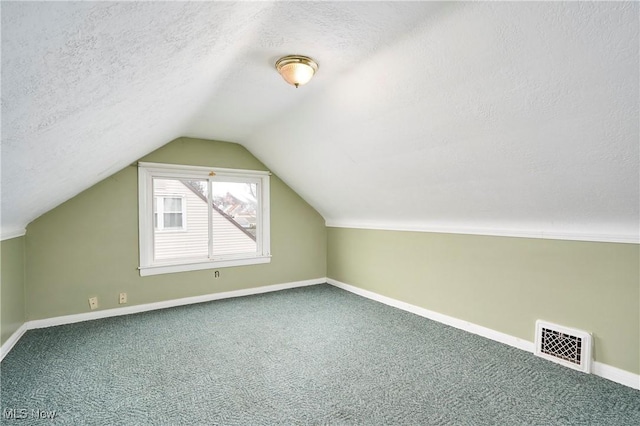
<box><xmin>275</xmin><ymin>55</ymin><xmax>318</xmax><ymax>88</ymax></box>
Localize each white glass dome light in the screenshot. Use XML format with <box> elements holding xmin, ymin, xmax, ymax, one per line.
<box><xmin>275</xmin><ymin>55</ymin><xmax>318</xmax><ymax>88</ymax></box>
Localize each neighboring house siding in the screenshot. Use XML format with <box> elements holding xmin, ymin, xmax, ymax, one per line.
<box><xmin>154</xmin><ymin>179</ymin><xmax>255</xmax><ymax>261</ymax></box>
<box><xmin>211</xmin><ymin>210</ymin><xmax>256</xmax><ymax>256</ymax></box>
<box><xmin>154</xmin><ymin>179</ymin><xmax>208</xmax><ymax>260</ymax></box>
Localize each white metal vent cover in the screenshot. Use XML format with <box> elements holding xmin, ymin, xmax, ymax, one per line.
<box><xmin>534</xmin><ymin>320</ymin><xmax>592</xmax><ymax>373</ymax></box>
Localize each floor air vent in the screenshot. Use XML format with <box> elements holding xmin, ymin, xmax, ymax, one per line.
<box><xmin>534</xmin><ymin>320</ymin><xmax>592</xmax><ymax>373</ymax></box>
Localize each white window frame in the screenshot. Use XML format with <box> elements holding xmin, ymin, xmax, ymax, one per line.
<box><xmin>138</xmin><ymin>162</ymin><xmax>271</xmax><ymax>276</ymax></box>
<box><xmin>154</xmin><ymin>195</ymin><xmax>187</xmax><ymax>232</ymax></box>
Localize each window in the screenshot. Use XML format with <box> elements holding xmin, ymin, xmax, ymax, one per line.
<box><xmin>154</xmin><ymin>195</ymin><xmax>186</xmax><ymax>231</ymax></box>
<box><xmin>138</xmin><ymin>162</ymin><xmax>270</xmax><ymax>276</ymax></box>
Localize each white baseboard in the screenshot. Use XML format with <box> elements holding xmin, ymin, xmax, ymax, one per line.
<box><xmin>327</xmin><ymin>278</ymin><xmax>640</xmax><ymax>391</ymax></box>
<box><xmin>4</xmin><ymin>277</ymin><xmax>639</xmax><ymax>391</ymax></box>
<box><xmin>592</xmin><ymin>361</ymin><xmax>640</xmax><ymax>390</ymax></box>
<box><xmin>0</xmin><ymin>323</ymin><xmax>28</xmax><ymax>361</ymax></box>
<box><xmin>1</xmin><ymin>278</ymin><xmax>325</xmax><ymax>359</ymax></box>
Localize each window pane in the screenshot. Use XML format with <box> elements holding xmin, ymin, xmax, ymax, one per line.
<box><xmin>153</xmin><ymin>178</ymin><xmax>208</xmax><ymax>261</ymax></box>
<box><xmin>164</xmin><ymin>213</ymin><xmax>182</xmax><ymax>228</ymax></box>
<box><xmin>163</xmin><ymin>197</ymin><xmax>182</xmax><ymax>212</ymax></box>
<box><xmin>211</xmin><ymin>182</ymin><xmax>258</xmax><ymax>255</ymax></box>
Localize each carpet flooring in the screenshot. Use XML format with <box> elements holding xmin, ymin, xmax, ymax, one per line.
<box><xmin>1</xmin><ymin>284</ymin><xmax>639</xmax><ymax>425</ymax></box>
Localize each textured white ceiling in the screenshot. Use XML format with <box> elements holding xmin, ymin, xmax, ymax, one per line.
<box><xmin>2</xmin><ymin>2</ymin><xmax>638</xmax><ymax>242</ymax></box>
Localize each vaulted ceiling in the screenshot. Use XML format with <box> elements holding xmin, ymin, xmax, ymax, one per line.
<box><xmin>2</xmin><ymin>2</ymin><xmax>638</xmax><ymax>242</ymax></box>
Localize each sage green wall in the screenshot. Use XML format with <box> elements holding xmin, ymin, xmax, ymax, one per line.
<box><xmin>25</xmin><ymin>138</ymin><xmax>326</xmax><ymax>320</ymax></box>
<box><xmin>327</xmin><ymin>227</ymin><xmax>640</xmax><ymax>375</ymax></box>
<box><xmin>1</xmin><ymin>236</ymin><xmax>26</xmax><ymax>345</ymax></box>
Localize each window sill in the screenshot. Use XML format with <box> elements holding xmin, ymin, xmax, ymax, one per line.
<box><xmin>139</xmin><ymin>256</ymin><xmax>271</xmax><ymax>277</ymax></box>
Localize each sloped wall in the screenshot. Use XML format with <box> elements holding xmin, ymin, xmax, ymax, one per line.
<box><xmin>1</xmin><ymin>236</ymin><xmax>26</xmax><ymax>345</ymax></box>
<box><xmin>25</xmin><ymin>138</ymin><xmax>326</xmax><ymax>320</ymax></box>
<box><xmin>327</xmin><ymin>227</ymin><xmax>640</xmax><ymax>375</ymax></box>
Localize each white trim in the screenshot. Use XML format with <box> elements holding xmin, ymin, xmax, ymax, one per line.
<box><xmin>260</xmin><ymin>175</ymin><xmax>271</xmax><ymax>257</ymax></box>
<box><xmin>139</xmin><ymin>255</ymin><xmax>271</xmax><ymax>276</ymax></box>
<box><xmin>1</xmin><ymin>229</ymin><xmax>26</xmax><ymax>241</ymax></box>
<box><xmin>326</xmin><ymin>221</ymin><xmax>639</xmax><ymax>244</ymax></box>
<box><xmin>592</xmin><ymin>361</ymin><xmax>640</xmax><ymax>390</ymax></box>
<box><xmin>327</xmin><ymin>278</ymin><xmax>534</xmax><ymax>352</ymax></box>
<box><xmin>138</xmin><ymin>163</ymin><xmax>153</xmax><ymax>268</ymax></box>
<box><xmin>137</xmin><ymin>162</ymin><xmax>271</xmax><ymax>178</ymax></box>
<box><xmin>154</xmin><ymin>194</ymin><xmax>187</xmax><ymax>231</ymax></box>
<box><xmin>2</xmin><ymin>278</ymin><xmax>324</xmax><ymax>360</ymax></box>
<box><xmin>326</xmin><ymin>278</ymin><xmax>640</xmax><ymax>390</ymax></box>
<box><xmin>25</xmin><ymin>278</ymin><xmax>325</xmax><ymax>330</ymax></box>
<box><xmin>138</xmin><ymin>162</ymin><xmax>271</xmax><ymax>276</ymax></box>
<box><xmin>0</xmin><ymin>323</ymin><xmax>28</xmax><ymax>361</ymax></box>
<box><xmin>4</xmin><ymin>277</ymin><xmax>638</xmax><ymax>391</ymax></box>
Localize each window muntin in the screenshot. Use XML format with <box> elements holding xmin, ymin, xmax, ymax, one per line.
<box><xmin>138</xmin><ymin>163</ymin><xmax>270</xmax><ymax>276</ymax></box>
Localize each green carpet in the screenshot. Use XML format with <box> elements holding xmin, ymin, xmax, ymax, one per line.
<box><xmin>1</xmin><ymin>284</ymin><xmax>639</xmax><ymax>425</ymax></box>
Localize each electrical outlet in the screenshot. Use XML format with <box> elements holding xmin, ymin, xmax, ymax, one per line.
<box><xmin>119</xmin><ymin>292</ymin><xmax>127</xmax><ymax>304</ymax></box>
<box><xmin>88</xmin><ymin>297</ymin><xmax>98</xmax><ymax>310</ymax></box>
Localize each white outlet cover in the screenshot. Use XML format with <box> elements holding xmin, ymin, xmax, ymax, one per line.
<box><xmin>88</xmin><ymin>297</ymin><xmax>98</xmax><ymax>310</ymax></box>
